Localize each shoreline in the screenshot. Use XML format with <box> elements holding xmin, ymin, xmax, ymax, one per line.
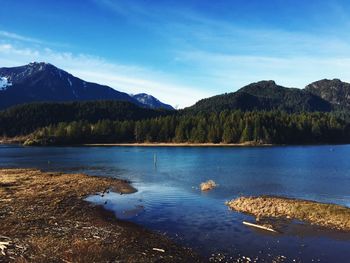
<box><xmin>0</xmin><ymin>168</ymin><xmax>201</xmax><ymax>262</ymax></box>
<box><xmin>1</xmin><ymin>137</ymin><xmax>349</xmax><ymax>147</ymax></box>
<box><xmin>84</xmin><ymin>142</ymin><xmax>274</xmax><ymax>147</ymax></box>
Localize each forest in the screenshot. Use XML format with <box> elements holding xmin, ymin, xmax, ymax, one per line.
<box><xmin>24</xmin><ymin>110</ymin><xmax>350</xmax><ymax>145</ymax></box>
<box><xmin>1</xmin><ymin>100</ymin><xmax>350</xmax><ymax>146</ymax></box>
<box><xmin>0</xmin><ymin>101</ymin><xmax>170</xmax><ymax>137</ymax></box>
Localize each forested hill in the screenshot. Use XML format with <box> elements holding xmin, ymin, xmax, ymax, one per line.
<box><xmin>185</xmin><ymin>80</ymin><xmax>333</xmax><ymax>113</ymax></box>
<box><xmin>2</xmin><ymin>78</ymin><xmax>350</xmax><ymax>145</ymax></box>
<box><xmin>0</xmin><ymin>101</ymin><xmax>171</xmax><ymax>137</ymax></box>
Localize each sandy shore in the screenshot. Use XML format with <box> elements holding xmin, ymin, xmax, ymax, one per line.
<box><xmin>0</xmin><ymin>168</ymin><xmax>201</xmax><ymax>262</ymax></box>
<box><xmin>0</xmin><ymin>137</ymin><xmax>27</xmax><ymax>144</ymax></box>
<box><xmin>226</xmin><ymin>196</ymin><xmax>350</xmax><ymax>231</ymax></box>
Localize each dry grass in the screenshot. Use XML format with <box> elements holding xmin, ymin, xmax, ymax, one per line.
<box><xmin>0</xmin><ymin>168</ymin><xmax>200</xmax><ymax>262</ymax></box>
<box><xmin>226</xmin><ymin>196</ymin><xmax>350</xmax><ymax>231</ymax></box>
<box><xmin>200</xmin><ymin>180</ymin><xmax>217</xmax><ymax>191</ymax></box>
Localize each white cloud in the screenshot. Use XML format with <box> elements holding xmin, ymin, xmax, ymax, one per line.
<box><xmin>0</xmin><ymin>43</ymin><xmax>211</xmax><ymax>108</ymax></box>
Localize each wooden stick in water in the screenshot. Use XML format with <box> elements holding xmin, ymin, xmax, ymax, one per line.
<box><xmin>243</xmin><ymin>221</ymin><xmax>278</xmax><ymax>233</ymax></box>
<box><xmin>154</xmin><ymin>153</ymin><xmax>157</xmax><ymax>167</ymax></box>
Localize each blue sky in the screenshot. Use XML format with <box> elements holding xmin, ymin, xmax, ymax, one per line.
<box><xmin>1</xmin><ymin>0</ymin><xmax>350</xmax><ymax>108</ymax></box>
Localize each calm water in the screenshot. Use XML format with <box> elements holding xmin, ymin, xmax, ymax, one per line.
<box><xmin>1</xmin><ymin>144</ymin><xmax>350</xmax><ymax>262</ymax></box>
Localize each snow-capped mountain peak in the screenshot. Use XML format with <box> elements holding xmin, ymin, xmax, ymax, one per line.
<box><xmin>132</xmin><ymin>93</ymin><xmax>174</xmax><ymax>110</ymax></box>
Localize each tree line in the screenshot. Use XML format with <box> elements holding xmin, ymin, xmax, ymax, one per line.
<box><xmin>0</xmin><ymin>101</ymin><xmax>170</xmax><ymax>137</ymax></box>
<box><xmin>27</xmin><ymin>110</ymin><xmax>350</xmax><ymax>145</ymax></box>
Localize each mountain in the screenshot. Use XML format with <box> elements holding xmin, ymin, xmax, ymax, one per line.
<box><xmin>305</xmin><ymin>79</ymin><xmax>350</xmax><ymax>108</ymax></box>
<box><xmin>131</xmin><ymin>93</ymin><xmax>174</xmax><ymax>110</ymax></box>
<box><xmin>186</xmin><ymin>80</ymin><xmax>332</xmax><ymax>113</ymax></box>
<box><xmin>0</xmin><ymin>62</ymin><xmax>173</xmax><ymax>110</ymax></box>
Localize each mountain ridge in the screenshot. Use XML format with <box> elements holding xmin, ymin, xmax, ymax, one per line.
<box><xmin>0</xmin><ymin>62</ymin><xmax>174</xmax><ymax>110</ymax></box>
<box><xmin>1</xmin><ymin>62</ymin><xmax>349</xmax><ymax>113</ymax></box>
<box><xmin>305</xmin><ymin>78</ymin><xmax>350</xmax><ymax>108</ymax></box>
<box><xmin>186</xmin><ymin>79</ymin><xmax>350</xmax><ymax>113</ymax></box>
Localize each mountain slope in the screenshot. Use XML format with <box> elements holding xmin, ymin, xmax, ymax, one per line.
<box><xmin>305</xmin><ymin>79</ymin><xmax>350</xmax><ymax>108</ymax></box>
<box><xmin>132</xmin><ymin>93</ymin><xmax>174</xmax><ymax>110</ymax></box>
<box><xmin>186</xmin><ymin>80</ymin><xmax>332</xmax><ymax>113</ymax></box>
<box><xmin>0</xmin><ymin>62</ymin><xmax>172</xmax><ymax>110</ymax></box>
<box><xmin>0</xmin><ymin>100</ymin><xmax>171</xmax><ymax>137</ymax></box>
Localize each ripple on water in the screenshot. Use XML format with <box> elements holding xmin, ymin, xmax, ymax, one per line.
<box><xmin>3</xmin><ymin>145</ymin><xmax>350</xmax><ymax>261</ymax></box>
<box><xmin>87</xmin><ymin>182</ymin><xmax>350</xmax><ymax>262</ymax></box>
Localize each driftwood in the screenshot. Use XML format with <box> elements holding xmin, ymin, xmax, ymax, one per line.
<box><xmin>0</xmin><ymin>241</ymin><xmax>11</xmax><ymax>256</ymax></box>
<box><xmin>152</xmin><ymin>248</ymin><xmax>165</xmax><ymax>253</ymax></box>
<box><xmin>242</xmin><ymin>221</ymin><xmax>278</xmax><ymax>233</ymax></box>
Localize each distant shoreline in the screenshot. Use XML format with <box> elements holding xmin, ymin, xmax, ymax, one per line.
<box><xmin>0</xmin><ymin>138</ymin><xmax>272</xmax><ymax>147</ymax></box>
<box><xmin>83</xmin><ymin>142</ymin><xmax>274</xmax><ymax>147</ymax></box>
<box><xmin>0</xmin><ymin>136</ymin><xmax>27</xmax><ymax>144</ymax></box>
<box><xmin>1</xmin><ymin>137</ymin><xmax>348</xmax><ymax>147</ymax></box>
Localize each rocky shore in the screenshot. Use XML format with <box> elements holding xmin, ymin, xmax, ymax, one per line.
<box><xmin>226</xmin><ymin>196</ymin><xmax>350</xmax><ymax>231</ymax></box>
<box><xmin>0</xmin><ymin>168</ymin><xmax>201</xmax><ymax>262</ymax></box>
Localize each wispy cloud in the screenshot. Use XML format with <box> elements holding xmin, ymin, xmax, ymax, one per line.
<box><xmin>0</xmin><ymin>30</ymin><xmax>71</xmax><ymax>49</ymax></box>
<box><xmin>0</xmin><ymin>31</ymin><xmax>44</xmax><ymax>44</ymax></box>
<box><xmin>91</xmin><ymin>0</ymin><xmax>150</xmax><ymax>17</ymax></box>
<box><xmin>91</xmin><ymin>0</ymin><xmax>350</xmax><ymax>89</ymax></box>
<box><xmin>87</xmin><ymin>4</ymin><xmax>350</xmax><ymax>54</ymax></box>
<box><xmin>0</xmin><ymin>41</ymin><xmax>211</xmax><ymax>108</ymax></box>
<box><xmin>176</xmin><ymin>50</ymin><xmax>350</xmax><ymax>90</ymax></box>
<box><xmin>91</xmin><ymin>0</ymin><xmax>350</xmax><ymax>56</ymax></box>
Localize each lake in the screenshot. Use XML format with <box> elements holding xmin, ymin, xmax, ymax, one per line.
<box><xmin>1</xmin><ymin>144</ymin><xmax>350</xmax><ymax>262</ymax></box>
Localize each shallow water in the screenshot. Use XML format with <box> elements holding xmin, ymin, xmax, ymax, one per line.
<box><xmin>1</xmin><ymin>144</ymin><xmax>350</xmax><ymax>261</ymax></box>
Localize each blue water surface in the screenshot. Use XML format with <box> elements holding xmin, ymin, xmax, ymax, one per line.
<box><xmin>1</xmin><ymin>144</ymin><xmax>350</xmax><ymax>262</ymax></box>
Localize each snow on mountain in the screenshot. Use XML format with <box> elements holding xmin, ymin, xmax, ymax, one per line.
<box><xmin>0</xmin><ymin>77</ymin><xmax>12</xmax><ymax>91</ymax></box>
<box><xmin>132</xmin><ymin>93</ymin><xmax>174</xmax><ymax>110</ymax></box>
<box><xmin>0</xmin><ymin>62</ymin><xmax>174</xmax><ymax>111</ymax></box>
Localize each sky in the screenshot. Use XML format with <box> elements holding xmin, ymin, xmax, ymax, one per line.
<box><xmin>1</xmin><ymin>0</ymin><xmax>350</xmax><ymax>108</ymax></box>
